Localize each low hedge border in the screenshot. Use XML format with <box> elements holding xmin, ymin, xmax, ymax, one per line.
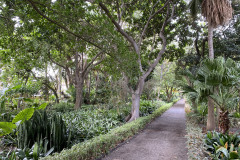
<box><xmin>42</xmin><ymin>99</ymin><xmax>179</xmax><ymax>160</ymax></box>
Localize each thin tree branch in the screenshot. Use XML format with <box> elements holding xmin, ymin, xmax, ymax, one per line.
<box><xmin>47</xmin><ymin>52</ymin><xmax>67</xmax><ymax>69</ymax></box>
<box><xmin>26</xmin><ymin>0</ymin><xmax>102</xmax><ymax>49</ymax></box>
<box><xmin>83</xmin><ymin>51</ymin><xmax>103</xmax><ymax>72</ymax></box>
<box><xmin>138</xmin><ymin>0</ymin><xmax>171</xmax><ymax>46</ymax></box>
<box><xmin>99</xmin><ymin>2</ymin><xmax>138</xmax><ymax>52</ymax></box>
<box><xmin>99</xmin><ymin>2</ymin><xmax>143</xmax><ymax>73</ymax></box>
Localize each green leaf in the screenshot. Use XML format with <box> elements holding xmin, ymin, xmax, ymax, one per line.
<box><xmin>33</xmin><ymin>143</ymin><xmax>38</xmax><ymax>160</ymax></box>
<box><xmin>229</xmin><ymin>151</ymin><xmax>239</xmax><ymax>159</ymax></box>
<box><xmin>216</xmin><ymin>147</ymin><xmax>229</xmax><ymax>158</ymax></box>
<box><xmin>12</xmin><ymin>108</ymin><xmax>34</xmax><ymax>124</ymax></box>
<box><xmin>0</xmin><ymin>122</ymin><xmax>16</xmax><ymax>136</ymax></box>
<box><xmin>10</xmin><ymin>85</ymin><xmax>22</xmax><ymax>90</ymax></box>
<box><xmin>37</xmin><ymin>102</ymin><xmax>48</xmax><ymax>110</ymax></box>
<box><xmin>23</xmin><ymin>98</ymin><xmax>33</xmax><ymax>102</ymax></box>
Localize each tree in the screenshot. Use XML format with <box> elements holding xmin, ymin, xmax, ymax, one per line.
<box><xmin>97</xmin><ymin>0</ymin><xmax>187</xmax><ymax>121</ymax></box>
<box><xmin>189</xmin><ymin>0</ymin><xmax>233</xmax><ymax>131</ymax></box>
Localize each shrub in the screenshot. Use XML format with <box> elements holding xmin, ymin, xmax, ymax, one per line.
<box><xmin>17</xmin><ymin>110</ymin><xmax>70</xmax><ymax>152</ymax></box>
<box><xmin>0</xmin><ymin>141</ymin><xmax>54</xmax><ymax>160</ymax></box>
<box><xmin>61</xmin><ymin>109</ymin><xmax>120</xmax><ymax>144</ymax></box>
<box><xmin>51</xmin><ymin>102</ymin><xmax>74</xmax><ymax>112</ymax></box>
<box><xmin>139</xmin><ymin>100</ymin><xmax>157</xmax><ymax>117</ymax></box>
<box><xmin>41</xmin><ymin>102</ymin><xmax>174</xmax><ymax>160</ymax></box>
<box><xmin>205</xmin><ymin>131</ymin><xmax>240</xmax><ymax>159</ymax></box>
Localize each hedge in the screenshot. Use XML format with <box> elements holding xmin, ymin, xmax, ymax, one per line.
<box><xmin>42</xmin><ymin>100</ymin><xmax>178</xmax><ymax>160</ymax></box>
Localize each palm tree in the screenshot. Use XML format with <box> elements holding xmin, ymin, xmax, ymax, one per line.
<box><xmin>189</xmin><ymin>0</ymin><xmax>233</xmax><ymax>131</ymax></box>
<box><xmin>179</xmin><ymin>57</ymin><xmax>238</xmax><ymax>133</ymax></box>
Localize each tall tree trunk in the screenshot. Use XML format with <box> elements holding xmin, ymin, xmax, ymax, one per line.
<box><xmin>208</xmin><ymin>24</ymin><xmax>214</xmax><ymax>59</ymax></box>
<box><xmin>207</xmin><ymin>23</ymin><xmax>215</xmax><ymax>131</ymax></box>
<box><xmin>58</xmin><ymin>67</ymin><xmax>62</xmax><ymax>99</ymax></box>
<box><xmin>128</xmin><ymin>78</ymin><xmax>144</xmax><ymax>122</ymax></box>
<box><xmin>74</xmin><ymin>78</ymin><xmax>84</xmax><ymax>110</ymax></box>
<box><xmin>207</xmin><ymin>97</ymin><xmax>215</xmax><ymax>131</ymax></box>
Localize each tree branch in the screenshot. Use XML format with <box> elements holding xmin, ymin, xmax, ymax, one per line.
<box><xmin>47</xmin><ymin>52</ymin><xmax>67</xmax><ymax>69</ymax></box>
<box><xmin>99</xmin><ymin>2</ymin><xmax>138</xmax><ymax>52</ymax></box>
<box><xmin>83</xmin><ymin>51</ymin><xmax>103</xmax><ymax>73</ymax></box>
<box><xmin>26</xmin><ymin>0</ymin><xmax>102</xmax><ymax>49</ymax></box>
<box><xmin>138</xmin><ymin>0</ymin><xmax>171</xmax><ymax>46</ymax></box>
<box><xmin>99</xmin><ymin>2</ymin><xmax>143</xmax><ymax>73</ymax></box>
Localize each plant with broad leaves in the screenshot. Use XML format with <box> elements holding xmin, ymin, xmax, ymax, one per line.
<box><xmin>205</xmin><ymin>131</ymin><xmax>240</xmax><ymax>160</ymax></box>
<box><xmin>0</xmin><ymin>102</ymin><xmax>48</xmax><ymax>136</ymax></box>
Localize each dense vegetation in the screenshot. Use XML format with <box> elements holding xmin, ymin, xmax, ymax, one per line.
<box><xmin>0</xmin><ymin>0</ymin><xmax>239</xmax><ymax>159</ymax></box>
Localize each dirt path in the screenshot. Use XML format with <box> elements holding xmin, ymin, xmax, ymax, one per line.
<box><xmin>101</xmin><ymin>99</ymin><xmax>188</xmax><ymax>160</ymax></box>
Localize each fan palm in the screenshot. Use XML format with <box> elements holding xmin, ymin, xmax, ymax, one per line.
<box><xmin>179</xmin><ymin>57</ymin><xmax>239</xmax><ymax>133</ymax></box>
<box><xmin>189</xmin><ymin>0</ymin><xmax>233</xmax><ymax>131</ymax></box>
<box><xmin>197</xmin><ymin>57</ymin><xmax>238</xmax><ymax>133</ymax></box>
<box><xmin>189</xmin><ymin>0</ymin><xmax>233</xmax><ymax>59</ymax></box>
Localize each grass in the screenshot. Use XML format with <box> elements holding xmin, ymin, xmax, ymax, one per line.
<box><xmin>41</xmin><ymin>100</ymin><xmax>178</xmax><ymax>160</ymax></box>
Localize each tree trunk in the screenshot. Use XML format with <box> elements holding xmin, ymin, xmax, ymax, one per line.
<box><xmin>128</xmin><ymin>93</ymin><xmax>141</xmax><ymax>122</ymax></box>
<box><xmin>43</xmin><ymin>82</ymin><xmax>59</xmax><ymax>103</ymax></box>
<box><xmin>219</xmin><ymin>110</ymin><xmax>230</xmax><ymax>134</ymax></box>
<box><xmin>207</xmin><ymin>97</ymin><xmax>215</xmax><ymax>131</ymax></box>
<box><xmin>192</xmin><ymin>100</ymin><xmax>198</xmax><ymax>114</ymax></box>
<box><xmin>216</xmin><ymin>104</ymin><xmax>220</xmax><ymax>130</ymax></box>
<box><xmin>128</xmin><ymin>79</ymin><xmax>144</xmax><ymax>122</ymax></box>
<box><xmin>58</xmin><ymin>67</ymin><xmax>62</xmax><ymax>99</ymax></box>
<box><xmin>208</xmin><ymin>24</ymin><xmax>214</xmax><ymax>59</ymax></box>
<box><xmin>74</xmin><ymin>79</ymin><xmax>84</xmax><ymax>110</ymax></box>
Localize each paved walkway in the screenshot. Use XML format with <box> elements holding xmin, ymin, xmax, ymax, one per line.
<box><xmin>102</xmin><ymin>99</ymin><xmax>188</xmax><ymax>160</ymax></box>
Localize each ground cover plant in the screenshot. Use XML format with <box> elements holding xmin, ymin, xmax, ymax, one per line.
<box><xmin>0</xmin><ymin>0</ymin><xmax>239</xmax><ymax>159</ymax></box>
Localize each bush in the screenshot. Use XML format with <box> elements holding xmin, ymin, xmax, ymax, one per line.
<box><xmin>51</xmin><ymin>102</ymin><xmax>74</xmax><ymax>112</ymax></box>
<box><xmin>41</xmin><ymin>102</ymin><xmax>174</xmax><ymax>160</ymax></box>
<box><xmin>61</xmin><ymin>109</ymin><xmax>120</xmax><ymax>144</ymax></box>
<box><xmin>0</xmin><ymin>142</ymin><xmax>54</xmax><ymax>160</ymax></box>
<box><xmin>17</xmin><ymin>110</ymin><xmax>70</xmax><ymax>152</ymax></box>
<box><xmin>139</xmin><ymin>100</ymin><xmax>156</xmax><ymax>117</ymax></box>
<box><xmin>205</xmin><ymin>131</ymin><xmax>240</xmax><ymax>159</ymax></box>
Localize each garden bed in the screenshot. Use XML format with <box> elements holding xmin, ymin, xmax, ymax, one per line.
<box><xmin>41</xmin><ymin>101</ymin><xmax>177</xmax><ymax>160</ymax></box>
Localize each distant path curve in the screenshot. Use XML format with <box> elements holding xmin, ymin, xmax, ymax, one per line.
<box><xmin>101</xmin><ymin>99</ymin><xmax>188</xmax><ymax>160</ymax></box>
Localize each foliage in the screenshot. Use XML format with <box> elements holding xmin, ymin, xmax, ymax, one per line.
<box><xmin>60</xmin><ymin>108</ymin><xmax>121</xmax><ymax>144</ymax></box>
<box><xmin>0</xmin><ymin>102</ymin><xmax>48</xmax><ymax>136</ymax></box>
<box><xmin>17</xmin><ymin>110</ymin><xmax>69</xmax><ymax>152</ymax></box>
<box><xmin>185</xmin><ymin>115</ymin><xmax>209</xmax><ymax>160</ymax></box>
<box><xmin>139</xmin><ymin>100</ymin><xmax>157</xmax><ymax>117</ymax></box>
<box><xmin>205</xmin><ymin>131</ymin><xmax>240</xmax><ymax>160</ymax></box>
<box><xmin>0</xmin><ymin>142</ymin><xmax>54</xmax><ymax>160</ymax></box>
<box><xmin>50</xmin><ymin>102</ymin><xmax>74</xmax><ymax>112</ymax></box>
<box><xmin>41</xmin><ymin>102</ymin><xmax>174</xmax><ymax>160</ymax></box>
<box><xmin>187</xmin><ymin>104</ymin><xmax>208</xmax><ymax>124</ymax></box>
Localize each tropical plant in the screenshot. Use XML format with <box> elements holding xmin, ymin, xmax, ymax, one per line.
<box><xmin>17</xmin><ymin>110</ymin><xmax>69</xmax><ymax>152</ymax></box>
<box><xmin>189</xmin><ymin>0</ymin><xmax>233</xmax><ymax>132</ymax></box>
<box><xmin>0</xmin><ymin>102</ymin><xmax>48</xmax><ymax>136</ymax></box>
<box><xmin>205</xmin><ymin>131</ymin><xmax>240</xmax><ymax>160</ymax></box>
<box><xmin>178</xmin><ymin>57</ymin><xmax>239</xmax><ymax>133</ymax></box>
<box><xmin>0</xmin><ymin>142</ymin><xmax>54</xmax><ymax>160</ymax></box>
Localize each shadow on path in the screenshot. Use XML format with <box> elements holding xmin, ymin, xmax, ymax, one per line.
<box><xmin>101</xmin><ymin>99</ymin><xmax>188</xmax><ymax>160</ymax></box>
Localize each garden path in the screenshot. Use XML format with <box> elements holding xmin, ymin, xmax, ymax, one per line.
<box><xmin>101</xmin><ymin>99</ymin><xmax>188</xmax><ymax>160</ymax></box>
